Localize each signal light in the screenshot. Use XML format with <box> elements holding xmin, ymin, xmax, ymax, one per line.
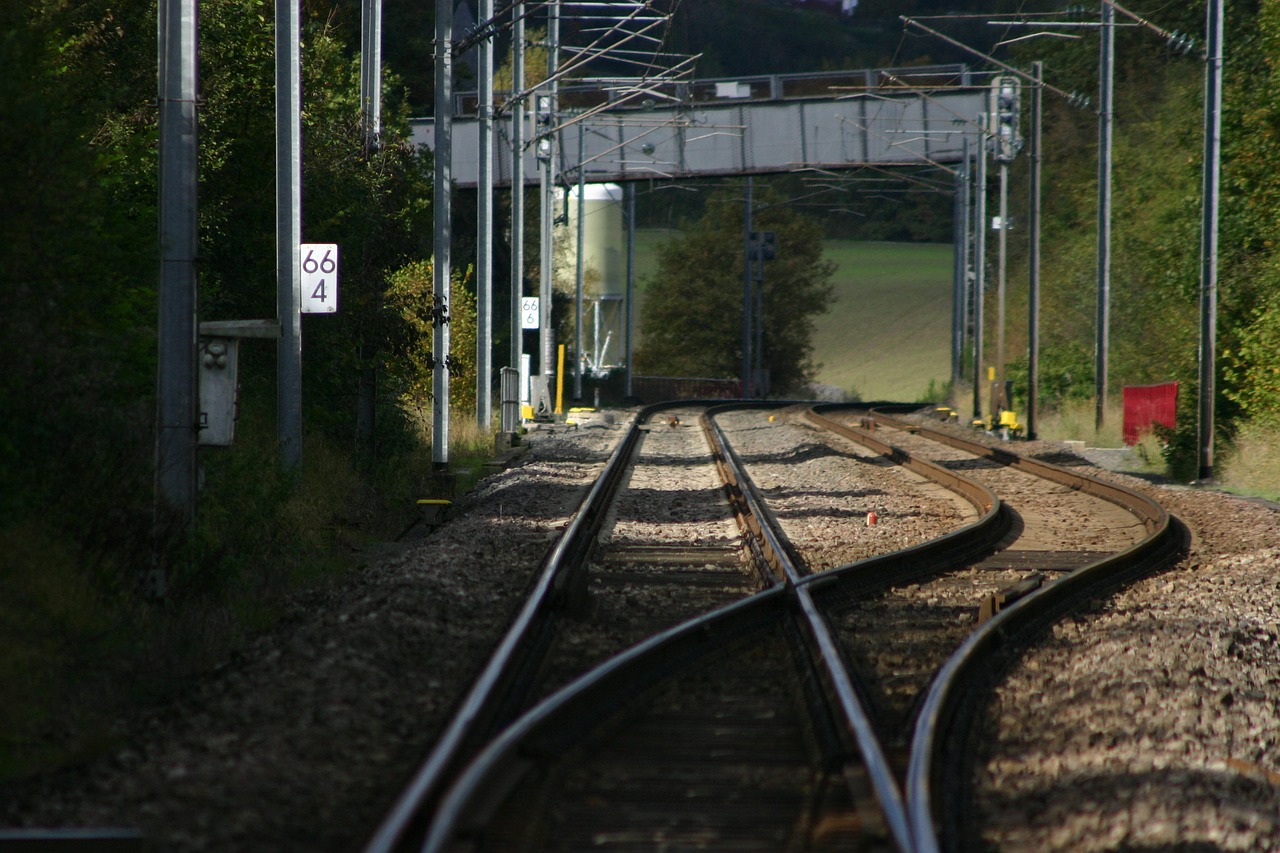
<box><xmin>988</xmin><ymin>76</ymin><xmax>1023</xmax><ymax>163</ymax></box>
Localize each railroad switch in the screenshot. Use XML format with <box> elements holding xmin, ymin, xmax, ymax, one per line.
<box><xmin>978</xmin><ymin>573</ymin><xmax>1044</xmax><ymax>624</ymax></box>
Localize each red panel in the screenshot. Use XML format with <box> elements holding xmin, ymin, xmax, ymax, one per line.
<box><xmin>1122</xmin><ymin>382</ymin><xmax>1178</xmax><ymax>445</ymax></box>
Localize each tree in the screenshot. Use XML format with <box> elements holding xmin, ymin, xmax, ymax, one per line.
<box><xmin>635</xmin><ymin>185</ymin><xmax>835</xmax><ymax>394</ymax></box>
<box><xmin>384</xmin><ymin>260</ymin><xmax>478</xmax><ymax>429</ymax></box>
<box><xmin>0</xmin><ymin>0</ymin><xmax>157</xmax><ymax>531</ymax></box>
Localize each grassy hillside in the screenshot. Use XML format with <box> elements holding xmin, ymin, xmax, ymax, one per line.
<box><xmin>633</xmin><ymin>232</ymin><xmax>953</xmax><ymax>401</ymax></box>
<box><xmin>811</xmin><ymin>241</ymin><xmax>953</xmax><ymax>402</ymax></box>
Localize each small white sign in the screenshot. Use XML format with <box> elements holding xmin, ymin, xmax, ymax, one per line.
<box><xmin>521</xmin><ymin>296</ymin><xmax>540</xmax><ymax>329</ymax></box>
<box><xmin>300</xmin><ymin>243</ymin><xmax>339</xmax><ymax>314</ymax></box>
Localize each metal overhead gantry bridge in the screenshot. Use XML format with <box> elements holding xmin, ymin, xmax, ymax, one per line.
<box><xmin>419</xmin><ymin>60</ymin><xmax>997</xmax><ymax>437</ymax></box>
<box><xmin>411</xmin><ymin>64</ymin><xmax>990</xmax><ymax>184</ymax></box>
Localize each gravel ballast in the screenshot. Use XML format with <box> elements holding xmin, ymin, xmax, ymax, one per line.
<box><xmin>3</xmin><ymin>409</ymin><xmax>1279</xmax><ymax>851</ymax></box>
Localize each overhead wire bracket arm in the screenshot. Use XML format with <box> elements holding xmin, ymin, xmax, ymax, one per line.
<box><xmin>900</xmin><ymin>16</ymin><xmax>1088</xmax><ymax>107</ymax></box>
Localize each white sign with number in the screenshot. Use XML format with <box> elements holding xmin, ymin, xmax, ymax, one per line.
<box><xmin>521</xmin><ymin>296</ymin><xmax>540</xmax><ymax>329</ymax></box>
<box><xmin>300</xmin><ymin>243</ymin><xmax>339</xmax><ymax>314</ymax></box>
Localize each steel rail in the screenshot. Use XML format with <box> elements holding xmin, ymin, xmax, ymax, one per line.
<box><xmin>704</xmin><ymin>403</ymin><xmax>917</xmax><ymax>852</ymax></box>
<box><xmin>419</xmin><ymin>586</ymin><xmax>793</xmax><ymax>852</ymax></box>
<box><xmin>413</xmin><ymin>399</ymin><xmax>831</xmax><ymax>851</ymax></box>
<box><xmin>831</xmin><ymin>405</ymin><xmax>1188</xmax><ymax>853</ymax></box>
<box><xmin>363</xmin><ymin>401</ymin><xmax>690</xmax><ymax>853</ymax></box>
<box><xmin>869</xmin><ymin>404</ymin><xmax>1164</xmax><ymax>533</ymax></box>
<box><xmin>802</xmin><ymin>405</ymin><xmax>1007</xmax><ymax>602</ymax></box>
<box><xmin>417</xmin><ymin>402</ymin><xmax>947</xmax><ymax>852</ymax></box>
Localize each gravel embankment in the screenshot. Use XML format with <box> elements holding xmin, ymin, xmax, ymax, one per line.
<box><xmin>1</xmin><ymin>420</ymin><xmax>626</xmax><ymax>852</ymax></box>
<box><xmin>972</xmin><ymin>450</ymin><xmax>1280</xmax><ymax>852</ymax></box>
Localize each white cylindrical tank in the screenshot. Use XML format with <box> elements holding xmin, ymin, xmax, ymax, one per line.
<box><xmin>557</xmin><ymin>183</ymin><xmax>626</xmax><ymax>372</ymax></box>
<box><xmin>561</xmin><ymin>183</ymin><xmax>623</xmax><ymax>297</ymax></box>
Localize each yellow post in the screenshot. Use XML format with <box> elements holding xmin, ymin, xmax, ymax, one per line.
<box><xmin>555</xmin><ymin>344</ymin><xmax>565</xmax><ymax>414</ymax></box>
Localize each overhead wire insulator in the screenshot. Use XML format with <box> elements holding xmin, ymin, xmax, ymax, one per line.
<box><xmin>1063</xmin><ymin>3</ymin><xmax>1092</xmax><ymax>22</ymax></box>
<box><xmin>1168</xmin><ymin>30</ymin><xmax>1198</xmax><ymax>55</ymax></box>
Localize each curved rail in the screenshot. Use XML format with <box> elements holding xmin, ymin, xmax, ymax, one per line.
<box><xmin>364</xmin><ymin>401</ymin><xmax>689</xmax><ymax>853</ymax></box>
<box><xmin>420</xmin><ymin>586</ymin><xmax>793</xmax><ymax>851</ymax></box>
<box><xmin>415</xmin><ymin>403</ymin><xmax>938</xmax><ymax>852</ymax></box>
<box><xmin>801</xmin><ymin>405</ymin><xmax>1007</xmax><ymax>599</ymax></box>
<box><xmin>835</xmin><ymin>405</ymin><xmax>1188</xmax><ymax>853</ymax></box>
<box><xmin>706</xmin><ymin>403</ymin><xmax>917</xmax><ymax>851</ymax></box>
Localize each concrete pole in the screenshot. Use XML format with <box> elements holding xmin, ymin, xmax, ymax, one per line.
<box><xmin>276</xmin><ymin>0</ymin><xmax>303</xmax><ymax>469</ymax></box>
<box><xmin>155</xmin><ymin>0</ymin><xmax>199</xmax><ymax>528</ymax></box>
<box><xmin>476</xmin><ymin>0</ymin><xmax>493</xmax><ymax>429</ymax></box>
<box><xmin>1027</xmin><ymin>62</ymin><xmax>1043</xmax><ymax>441</ymax></box>
<box><xmin>1096</xmin><ymin>0</ymin><xmax>1115</xmax><ymax>430</ymax></box>
<box><xmin>1198</xmin><ymin>0</ymin><xmax>1223</xmax><ymax>480</ymax></box>
<box><xmin>433</xmin><ymin>0</ymin><xmax>452</xmax><ymax>466</ymax></box>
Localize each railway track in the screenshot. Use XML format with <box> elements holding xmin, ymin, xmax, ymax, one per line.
<box><xmin>820</xmin><ymin>405</ymin><xmax>1188</xmax><ymax>852</ymax></box>
<box><xmin>364</xmin><ymin>402</ymin><xmax>1187</xmax><ymax>853</ymax></box>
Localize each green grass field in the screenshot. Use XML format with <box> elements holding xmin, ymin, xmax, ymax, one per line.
<box><xmin>632</xmin><ymin>233</ymin><xmax>954</xmax><ymax>402</ymax></box>
<box><xmin>812</xmin><ymin>240</ymin><xmax>954</xmax><ymax>402</ymax></box>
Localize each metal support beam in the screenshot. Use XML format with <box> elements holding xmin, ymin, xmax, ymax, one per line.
<box><xmin>1027</xmin><ymin>62</ymin><xmax>1043</xmax><ymax>441</ymax></box>
<box><xmin>624</xmin><ymin>181</ymin><xmax>635</xmax><ymax>399</ymax></box>
<box><xmin>476</xmin><ymin>0</ymin><xmax>493</xmax><ymax>429</ymax></box>
<box><xmin>433</xmin><ymin>0</ymin><xmax>452</xmax><ymax>465</ymax></box>
<box><xmin>951</xmin><ymin>138</ymin><xmax>969</xmax><ymax>387</ymax></box>
<box><xmin>509</xmin><ymin>3</ymin><xmax>525</xmax><ymax>385</ymax></box>
<box><xmin>276</xmin><ymin>0</ymin><xmax>303</xmax><ymax>468</ymax></box>
<box><xmin>573</xmin><ymin>125</ymin><xmax>585</xmax><ymax>402</ymax></box>
<box><xmin>1095</xmin><ymin>1</ymin><xmax>1115</xmax><ymax>430</ymax></box>
<box><xmin>156</xmin><ymin>0</ymin><xmax>200</xmax><ymax>532</ymax></box>
<box><xmin>359</xmin><ymin>0</ymin><xmax>382</xmax><ymax>147</ymax></box>
<box><xmin>537</xmin><ymin>1</ymin><xmax>560</xmax><ymax>396</ymax></box>
<box><xmin>972</xmin><ymin>115</ymin><xmax>988</xmax><ymax>422</ymax></box>
<box><xmin>996</xmin><ymin>160</ymin><xmax>1009</xmax><ymax>414</ymax></box>
<box><xmin>741</xmin><ymin>177</ymin><xmax>753</xmax><ymax>398</ymax></box>
<box><xmin>357</xmin><ymin>0</ymin><xmax>382</xmax><ymax>457</ymax></box>
<box><xmin>1198</xmin><ymin>0</ymin><xmax>1223</xmax><ymax>480</ymax></box>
